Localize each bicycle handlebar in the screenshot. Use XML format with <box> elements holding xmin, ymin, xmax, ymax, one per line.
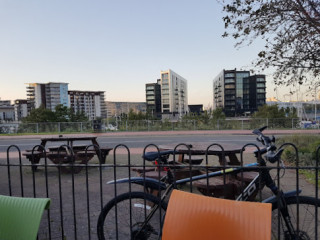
<box><xmin>252</xmin><ymin>126</ymin><xmax>283</xmax><ymax>163</ymax></box>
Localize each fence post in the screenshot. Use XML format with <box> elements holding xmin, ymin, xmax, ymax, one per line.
<box><xmin>58</xmin><ymin>122</ymin><xmax>61</xmax><ymax>133</ymax></box>
<box><xmin>292</xmin><ymin>118</ymin><xmax>294</xmax><ymax>129</ymax></box>
<box><xmin>126</xmin><ymin>120</ymin><xmax>128</xmax><ymax>131</ymax></box>
<box><xmin>36</xmin><ymin>123</ymin><xmax>39</xmax><ymax>134</ymax></box>
<box><xmin>80</xmin><ymin>122</ymin><xmax>83</xmax><ymax>132</ymax></box>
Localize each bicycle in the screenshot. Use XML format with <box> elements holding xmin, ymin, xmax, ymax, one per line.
<box><xmin>97</xmin><ymin>126</ymin><xmax>320</xmax><ymax>239</ymax></box>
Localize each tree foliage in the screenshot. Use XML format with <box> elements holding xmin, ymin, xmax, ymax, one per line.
<box><xmin>182</xmin><ymin>108</ymin><xmax>226</xmax><ymax>122</ymax></box>
<box><xmin>221</xmin><ymin>0</ymin><xmax>320</xmax><ymax>87</ymax></box>
<box><xmin>22</xmin><ymin>104</ymin><xmax>89</xmax><ymax>123</ymax></box>
<box><xmin>253</xmin><ymin>104</ymin><xmax>297</xmax><ymax>118</ymax></box>
<box><xmin>127</xmin><ymin>109</ymin><xmax>148</xmax><ymax>120</ymax></box>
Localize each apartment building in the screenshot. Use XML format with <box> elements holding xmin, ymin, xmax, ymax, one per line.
<box><xmin>68</xmin><ymin>91</ymin><xmax>107</xmax><ymax>120</ymax></box>
<box><xmin>26</xmin><ymin>82</ymin><xmax>69</xmax><ymax>111</ymax></box>
<box><xmin>145</xmin><ymin>80</ymin><xmax>162</xmax><ymax>119</ymax></box>
<box><xmin>213</xmin><ymin>69</ymin><xmax>266</xmax><ymax>116</ymax></box>
<box><xmin>106</xmin><ymin>101</ymin><xmax>146</xmax><ymax>117</ymax></box>
<box><xmin>14</xmin><ymin>99</ymin><xmax>28</xmax><ymax>121</ymax></box>
<box><xmin>0</xmin><ymin>100</ymin><xmax>14</xmax><ymax>121</ymax></box>
<box><xmin>159</xmin><ymin>69</ymin><xmax>188</xmax><ymax>118</ymax></box>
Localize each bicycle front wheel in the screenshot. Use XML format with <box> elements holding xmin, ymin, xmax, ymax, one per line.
<box><xmin>272</xmin><ymin>196</ymin><xmax>320</xmax><ymax>240</ymax></box>
<box><xmin>97</xmin><ymin>191</ymin><xmax>167</xmax><ymax>240</ymax></box>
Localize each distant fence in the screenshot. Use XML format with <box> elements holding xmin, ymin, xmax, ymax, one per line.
<box><xmin>0</xmin><ymin>118</ymin><xmax>318</xmax><ymax>134</ymax></box>
<box><xmin>1</xmin><ymin>143</ymin><xmax>320</xmax><ymax>239</ymax></box>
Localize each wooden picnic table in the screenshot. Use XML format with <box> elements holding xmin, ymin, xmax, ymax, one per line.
<box><xmin>159</xmin><ymin>143</ymin><xmax>242</xmax><ymax>166</ymax></box>
<box><xmin>159</xmin><ymin>143</ymin><xmax>258</xmax><ymax>199</ymax></box>
<box><xmin>23</xmin><ymin>136</ymin><xmax>112</xmax><ymax>173</ymax></box>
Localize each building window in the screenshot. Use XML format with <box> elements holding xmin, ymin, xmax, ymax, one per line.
<box><xmin>257</xmin><ymin>83</ymin><xmax>265</xmax><ymax>87</ymax></box>
<box><xmin>225</xmin><ymin>84</ymin><xmax>235</xmax><ymax>89</ymax></box>
<box><xmin>225</xmin><ymin>79</ymin><xmax>235</xmax><ymax>84</ymax></box>
<box><xmin>162</xmin><ymin>73</ymin><xmax>168</xmax><ymax>79</ymax></box>
<box><xmin>225</xmin><ymin>73</ymin><xmax>234</xmax><ymax>77</ymax></box>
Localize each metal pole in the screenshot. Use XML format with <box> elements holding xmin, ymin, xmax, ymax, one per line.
<box><xmin>315</xmin><ymin>87</ymin><xmax>317</xmax><ymax>121</ymax></box>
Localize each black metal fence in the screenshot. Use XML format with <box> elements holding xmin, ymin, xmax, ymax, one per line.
<box><xmin>1</xmin><ymin>143</ymin><xmax>319</xmax><ymax>239</ymax></box>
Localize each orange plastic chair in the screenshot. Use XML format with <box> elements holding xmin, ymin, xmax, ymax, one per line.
<box><xmin>162</xmin><ymin>190</ymin><xmax>271</xmax><ymax>240</ymax></box>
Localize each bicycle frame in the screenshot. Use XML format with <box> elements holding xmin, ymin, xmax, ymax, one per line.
<box><xmin>108</xmin><ymin>155</ymin><xmax>304</xmax><ymax>239</ymax></box>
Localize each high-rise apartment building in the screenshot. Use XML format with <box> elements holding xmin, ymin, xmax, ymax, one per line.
<box><xmin>159</xmin><ymin>69</ymin><xmax>188</xmax><ymax>118</ymax></box>
<box><xmin>213</xmin><ymin>69</ymin><xmax>266</xmax><ymax>116</ymax></box>
<box><xmin>26</xmin><ymin>82</ymin><xmax>69</xmax><ymax>111</ymax></box>
<box><xmin>145</xmin><ymin>80</ymin><xmax>162</xmax><ymax>119</ymax></box>
<box><xmin>68</xmin><ymin>91</ymin><xmax>107</xmax><ymax>120</ymax></box>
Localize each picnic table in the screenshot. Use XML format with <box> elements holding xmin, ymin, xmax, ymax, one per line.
<box><xmin>159</xmin><ymin>143</ymin><xmax>258</xmax><ymax>199</ymax></box>
<box><xmin>160</xmin><ymin>143</ymin><xmax>242</xmax><ymax>166</ymax></box>
<box><xmin>23</xmin><ymin>136</ymin><xmax>112</xmax><ymax>173</ymax></box>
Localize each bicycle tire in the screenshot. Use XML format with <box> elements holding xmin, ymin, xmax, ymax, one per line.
<box><xmin>271</xmin><ymin>195</ymin><xmax>320</xmax><ymax>240</ymax></box>
<box><xmin>97</xmin><ymin>192</ymin><xmax>167</xmax><ymax>240</ymax></box>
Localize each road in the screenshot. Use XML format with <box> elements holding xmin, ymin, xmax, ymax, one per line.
<box><xmin>0</xmin><ymin>134</ymin><xmax>259</xmax><ymax>153</ymax></box>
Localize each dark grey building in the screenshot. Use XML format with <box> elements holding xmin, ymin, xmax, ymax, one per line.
<box><xmin>213</xmin><ymin>69</ymin><xmax>266</xmax><ymax>117</ymax></box>
<box><xmin>145</xmin><ymin>80</ymin><xmax>162</xmax><ymax>119</ymax></box>
<box><xmin>188</xmin><ymin>105</ymin><xmax>204</xmax><ymax>115</ymax></box>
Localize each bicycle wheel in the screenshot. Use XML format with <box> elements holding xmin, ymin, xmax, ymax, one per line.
<box><xmin>97</xmin><ymin>191</ymin><xmax>167</xmax><ymax>240</ymax></box>
<box><xmin>271</xmin><ymin>196</ymin><xmax>320</xmax><ymax>240</ymax></box>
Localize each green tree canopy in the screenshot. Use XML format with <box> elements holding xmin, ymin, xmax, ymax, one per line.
<box><xmin>22</xmin><ymin>105</ymin><xmax>56</xmax><ymax>123</ymax></box>
<box><xmin>221</xmin><ymin>0</ymin><xmax>320</xmax><ymax>87</ymax></box>
<box><xmin>253</xmin><ymin>104</ymin><xmax>297</xmax><ymax>118</ymax></box>
<box><xmin>22</xmin><ymin>104</ymin><xmax>89</xmax><ymax>123</ymax></box>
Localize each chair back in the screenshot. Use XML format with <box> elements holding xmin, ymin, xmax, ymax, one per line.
<box><xmin>162</xmin><ymin>190</ymin><xmax>271</xmax><ymax>240</ymax></box>
<box><xmin>0</xmin><ymin>195</ymin><xmax>51</xmax><ymax>240</ymax></box>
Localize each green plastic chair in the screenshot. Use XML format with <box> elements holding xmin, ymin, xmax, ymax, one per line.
<box><xmin>0</xmin><ymin>195</ymin><xmax>51</xmax><ymax>240</ymax></box>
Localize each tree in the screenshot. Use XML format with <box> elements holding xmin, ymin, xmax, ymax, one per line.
<box><xmin>54</xmin><ymin>104</ymin><xmax>70</xmax><ymax>122</ymax></box>
<box><xmin>22</xmin><ymin>104</ymin><xmax>89</xmax><ymax>123</ymax></box>
<box><xmin>22</xmin><ymin>105</ymin><xmax>56</xmax><ymax>123</ymax></box>
<box><xmin>221</xmin><ymin>0</ymin><xmax>320</xmax><ymax>87</ymax></box>
<box><xmin>253</xmin><ymin>104</ymin><xmax>287</xmax><ymax>118</ymax></box>
<box><xmin>211</xmin><ymin>108</ymin><xmax>226</xmax><ymax>121</ymax></box>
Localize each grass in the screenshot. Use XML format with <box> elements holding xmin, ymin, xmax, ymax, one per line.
<box><xmin>277</xmin><ymin>134</ymin><xmax>320</xmax><ymax>186</ymax></box>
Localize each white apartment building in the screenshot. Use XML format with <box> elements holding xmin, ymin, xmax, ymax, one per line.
<box><xmin>26</xmin><ymin>82</ymin><xmax>69</xmax><ymax>111</ymax></box>
<box><xmin>159</xmin><ymin>69</ymin><xmax>188</xmax><ymax>118</ymax></box>
<box><xmin>14</xmin><ymin>99</ymin><xmax>28</xmax><ymax>121</ymax></box>
<box><xmin>0</xmin><ymin>100</ymin><xmax>14</xmax><ymax>121</ymax></box>
<box><xmin>68</xmin><ymin>91</ymin><xmax>107</xmax><ymax>120</ymax></box>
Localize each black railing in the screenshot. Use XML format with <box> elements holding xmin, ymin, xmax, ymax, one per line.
<box><xmin>1</xmin><ymin>143</ymin><xmax>319</xmax><ymax>239</ymax></box>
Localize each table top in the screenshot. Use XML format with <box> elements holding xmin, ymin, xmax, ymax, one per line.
<box><xmin>41</xmin><ymin>136</ymin><xmax>97</xmax><ymax>142</ymax></box>
<box><xmin>159</xmin><ymin>143</ymin><xmax>242</xmax><ymax>155</ymax></box>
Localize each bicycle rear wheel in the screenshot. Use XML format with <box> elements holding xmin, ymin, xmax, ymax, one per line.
<box><xmin>271</xmin><ymin>196</ymin><xmax>320</xmax><ymax>240</ymax></box>
<box><xmin>97</xmin><ymin>192</ymin><xmax>167</xmax><ymax>240</ymax></box>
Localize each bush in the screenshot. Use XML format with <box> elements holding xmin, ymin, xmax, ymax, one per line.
<box><xmin>277</xmin><ymin>135</ymin><xmax>320</xmax><ymax>166</ymax></box>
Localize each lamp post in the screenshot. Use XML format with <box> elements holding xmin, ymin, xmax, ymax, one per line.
<box><xmin>315</xmin><ymin>87</ymin><xmax>318</xmax><ymax>122</ymax></box>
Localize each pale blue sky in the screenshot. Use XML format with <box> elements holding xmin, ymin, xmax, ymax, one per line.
<box><xmin>0</xmin><ymin>0</ymin><xmax>295</xmax><ymax>107</ymax></box>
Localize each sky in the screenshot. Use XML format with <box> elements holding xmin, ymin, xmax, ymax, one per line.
<box><xmin>0</xmin><ymin>0</ymin><xmax>304</xmax><ymax>107</ymax></box>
